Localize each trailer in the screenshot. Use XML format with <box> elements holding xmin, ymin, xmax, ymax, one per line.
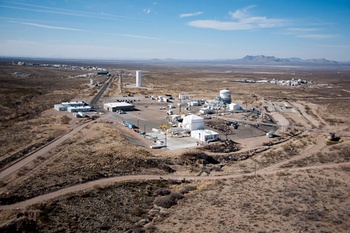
<box><xmin>123</xmin><ymin>121</ymin><xmax>136</xmax><ymax>129</ymax></box>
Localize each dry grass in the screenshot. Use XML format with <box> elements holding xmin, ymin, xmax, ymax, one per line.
<box><xmin>0</xmin><ymin>123</ymin><xmax>174</xmax><ymax>204</ymax></box>
<box><xmin>0</xmin><ymin>180</ymin><xmax>192</xmax><ymax>232</ymax></box>
<box><xmin>282</xmin><ymin>142</ymin><xmax>350</xmax><ymax>168</ymax></box>
<box><xmin>153</xmin><ymin>168</ymin><xmax>350</xmax><ymax>233</ymax></box>
<box><xmin>0</xmin><ymin>63</ymin><xmax>90</xmax><ymax>166</ymax></box>
<box><xmin>2</xmin><ymin>61</ymin><xmax>350</xmax><ymax>232</ymax></box>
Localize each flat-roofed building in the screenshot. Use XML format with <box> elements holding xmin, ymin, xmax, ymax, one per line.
<box><xmin>54</xmin><ymin>104</ymin><xmax>67</xmax><ymax>111</ymax></box>
<box><xmin>104</xmin><ymin>102</ymin><xmax>134</xmax><ymax>112</ymax></box>
<box><xmin>67</xmin><ymin>106</ymin><xmax>92</xmax><ymax>113</ymax></box>
<box><xmin>191</xmin><ymin>130</ymin><xmax>219</xmax><ymax>142</ymax></box>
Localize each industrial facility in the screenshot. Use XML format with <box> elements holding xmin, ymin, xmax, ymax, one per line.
<box><xmin>219</xmin><ymin>89</ymin><xmax>231</xmax><ymax>104</ymax></box>
<box><xmin>54</xmin><ymin>101</ymin><xmax>88</xmax><ymax>112</ymax></box>
<box><xmin>103</xmin><ymin>102</ymin><xmax>134</xmax><ymax>112</ymax></box>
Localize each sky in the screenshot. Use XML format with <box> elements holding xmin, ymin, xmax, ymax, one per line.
<box><xmin>0</xmin><ymin>0</ymin><xmax>350</xmax><ymax>61</ymax></box>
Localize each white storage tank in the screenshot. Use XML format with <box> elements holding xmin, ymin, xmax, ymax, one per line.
<box><xmin>136</xmin><ymin>70</ymin><xmax>142</xmax><ymax>87</ymax></box>
<box><xmin>220</xmin><ymin>89</ymin><xmax>231</xmax><ymax>104</ymax></box>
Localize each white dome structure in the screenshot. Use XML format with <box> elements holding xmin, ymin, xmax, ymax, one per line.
<box><xmin>220</xmin><ymin>89</ymin><xmax>231</xmax><ymax>104</ymax></box>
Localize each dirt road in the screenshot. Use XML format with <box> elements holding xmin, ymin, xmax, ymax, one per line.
<box><xmin>0</xmin><ymin>120</ymin><xmax>97</xmax><ymax>181</ymax></box>
<box><xmin>1</xmin><ymin>161</ymin><xmax>349</xmax><ymax>210</ymax></box>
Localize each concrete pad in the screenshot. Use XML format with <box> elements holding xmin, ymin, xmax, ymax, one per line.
<box><xmin>147</xmin><ymin>132</ymin><xmax>199</xmax><ymax>150</ymax></box>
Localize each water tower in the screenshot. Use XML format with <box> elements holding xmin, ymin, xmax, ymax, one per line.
<box><xmin>220</xmin><ymin>89</ymin><xmax>231</xmax><ymax>104</ymax></box>
<box><xmin>136</xmin><ymin>70</ymin><xmax>142</xmax><ymax>87</ymax></box>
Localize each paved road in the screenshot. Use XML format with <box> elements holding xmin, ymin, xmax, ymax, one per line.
<box><xmin>90</xmin><ymin>75</ymin><xmax>114</xmax><ymax>109</ymax></box>
<box><xmin>0</xmin><ymin>76</ymin><xmax>115</xmax><ymax>181</ymax></box>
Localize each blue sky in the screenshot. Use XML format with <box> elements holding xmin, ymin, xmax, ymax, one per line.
<box><xmin>0</xmin><ymin>0</ymin><xmax>349</xmax><ymax>61</ymax></box>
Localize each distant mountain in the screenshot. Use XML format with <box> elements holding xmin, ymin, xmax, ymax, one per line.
<box><xmin>304</xmin><ymin>58</ymin><xmax>338</xmax><ymax>64</ymax></box>
<box><xmin>236</xmin><ymin>55</ymin><xmax>338</xmax><ymax>65</ymax></box>
<box><xmin>240</xmin><ymin>55</ymin><xmax>290</xmax><ymax>63</ymax></box>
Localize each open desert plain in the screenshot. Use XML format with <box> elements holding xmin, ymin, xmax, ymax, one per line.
<box><xmin>0</xmin><ymin>58</ymin><xmax>349</xmax><ymax>233</ymax></box>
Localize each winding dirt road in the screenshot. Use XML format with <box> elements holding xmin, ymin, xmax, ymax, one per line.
<box><xmin>1</xmin><ymin>161</ymin><xmax>349</xmax><ymax>210</ymax></box>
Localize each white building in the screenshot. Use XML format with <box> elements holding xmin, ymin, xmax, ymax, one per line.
<box><xmin>182</xmin><ymin>114</ymin><xmax>204</xmax><ymax>131</ymax></box>
<box><xmin>136</xmin><ymin>70</ymin><xmax>142</xmax><ymax>87</ymax></box>
<box><xmin>54</xmin><ymin>104</ymin><xmax>67</xmax><ymax>111</ymax></box>
<box><xmin>199</xmin><ymin>108</ymin><xmax>214</xmax><ymax>115</ymax></box>
<box><xmin>103</xmin><ymin>102</ymin><xmax>134</xmax><ymax>112</ymax></box>
<box><xmin>54</xmin><ymin>101</ymin><xmax>86</xmax><ymax>111</ymax></box>
<box><xmin>67</xmin><ymin>106</ymin><xmax>91</xmax><ymax>113</ymax></box>
<box><xmin>189</xmin><ymin>101</ymin><xmax>199</xmax><ymax>106</ymax></box>
<box><xmin>228</xmin><ymin>103</ymin><xmax>242</xmax><ymax>111</ymax></box>
<box><xmin>191</xmin><ymin>130</ymin><xmax>219</xmax><ymax>142</ymax></box>
<box><xmin>61</xmin><ymin>101</ymin><xmax>85</xmax><ymax>107</ymax></box>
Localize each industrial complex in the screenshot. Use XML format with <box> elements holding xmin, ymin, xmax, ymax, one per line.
<box><xmin>52</xmin><ymin>66</ymin><xmax>344</xmax><ymax>152</ymax></box>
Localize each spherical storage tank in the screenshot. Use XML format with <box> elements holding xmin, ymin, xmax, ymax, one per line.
<box><xmin>220</xmin><ymin>89</ymin><xmax>231</xmax><ymax>104</ymax></box>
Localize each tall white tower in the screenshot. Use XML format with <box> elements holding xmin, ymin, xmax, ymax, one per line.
<box><xmin>136</xmin><ymin>70</ymin><xmax>142</xmax><ymax>87</ymax></box>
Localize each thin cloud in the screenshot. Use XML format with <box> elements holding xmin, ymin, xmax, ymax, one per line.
<box><xmin>9</xmin><ymin>20</ymin><xmax>159</xmax><ymax>40</ymax></box>
<box><xmin>113</xmin><ymin>33</ymin><xmax>160</xmax><ymax>40</ymax></box>
<box><xmin>9</xmin><ymin>21</ymin><xmax>82</xmax><ymax>31</ymax></box>
<box><xmin>143</xmin><ymin>8</ymin><xmax>151</xmax><ymax>14</ymax></box>
<box><xmin>287</xmin><ymin>28</ymin><xmax>321</xmax><ymax>32</ymax></box>
<box><xmin>180</xmin><ymin>11</ymin><xmax>203</xmax><ymax>18</ymax></box>
<box><xmin>188</xmin><ymin>6</ymin><xmax>287</xmax><ymax>30</ymax></box>
<box><xmin>297</xmin><ymin>34</ymin><xmax>338</xmax><ymax>39</ymax></box>
<box><xmin>0</xmin><ymin>1</ymin><xmax>143</xmax><ymax>21</ymax></box>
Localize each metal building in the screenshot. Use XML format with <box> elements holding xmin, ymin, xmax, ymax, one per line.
<box><xmin>103</xmin><ymin>102</ymin><xmax>134</xmax><ymax>112</ymax></box>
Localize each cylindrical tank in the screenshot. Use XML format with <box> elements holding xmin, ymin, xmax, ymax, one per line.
<box><xmin>220</xmin><ymin>89</ymin><xmax>231</xmax><ymax>104</ymax></box>
<box><xmin>136</xmin><ymin>70</ymin><xmax>142</xmax><ymax>87</ymax></box>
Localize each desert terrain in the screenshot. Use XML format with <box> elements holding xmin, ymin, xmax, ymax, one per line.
<box><xmin>0</xmin><ymin>59</ymin><xmax>349</xmax><ymax>232</ymax></box>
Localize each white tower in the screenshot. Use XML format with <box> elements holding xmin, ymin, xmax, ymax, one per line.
<box><xmin>220</xmin><ymin>89</ymin><xmax>231</xmax><ymax>104</ymax></box>
<box><xmin>136</xmin><ymin>70</ymin><xmax>142</xmax><ymax>87</ymax></box>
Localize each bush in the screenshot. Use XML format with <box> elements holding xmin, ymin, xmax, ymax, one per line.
<box><xmin>181</xmin><ymin>151</ymin><xmax>219</xmax><ymax>165</ymax></box>
<box><xmin>153</xmin><ymin>192</ymin><xmax>184</xmax><ymax>208</ymax></box>
<box><xmin>179</xmin><ymin>186</ymin><xmax>196</xmax><ymax>195</ymax></box>
<box><xmin>60</xmin><ymin>115</ymin><xmax>71</xmax><ymax>124</ymax></box>
<box><xmin>154</xmin><ymin>188</ymin><xmax>171</xmax><ymax>196</ymax></box>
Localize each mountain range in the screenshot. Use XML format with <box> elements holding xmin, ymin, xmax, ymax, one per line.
<box><xmin>236</xmin><ymin>55</ymin><xmax>339</xmax><ymax>65</ymax></box>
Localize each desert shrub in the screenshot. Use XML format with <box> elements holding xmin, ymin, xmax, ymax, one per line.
<box><xmin>153</xmin><ymin>192</ymin><xmax>184</xmax><ymax>208</ymax></box>
<box><xmin>179</xmin><ymin>185</ymin><xmax>197</xmax><ymax>194</ymax></box>
<box><xmin>132</xmin><ymin>225</ymin><xmax>145</xmax><ymax>233</ymax></box>
<box><xmin>154</xmin><ymin>188</ymin><xmax>171</xmax><ymax>196</ymax></box>
<box><xmin>181</xmin><ymin>151</ymin><xmax>219</xmax><ymax>165</ymax></box>
<box><xmin>60</xmin><ymin>115</ymin><xmax>71</xmax><ymax>124</ymax></box>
